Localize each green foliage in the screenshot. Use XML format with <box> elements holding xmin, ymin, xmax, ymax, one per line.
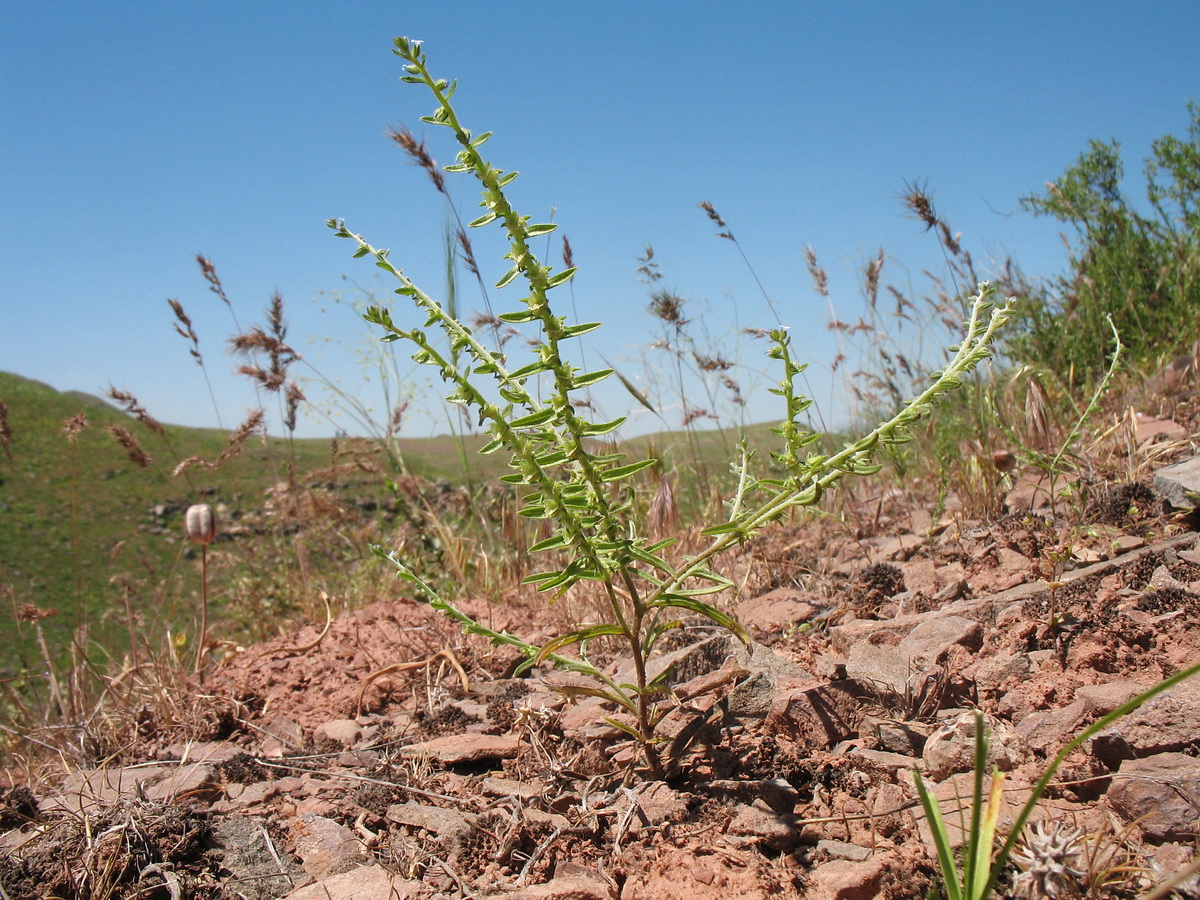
<box><xmin>1006</xmin><ymin>102</ymin><xmax>1200</xmax><ymax>384</ymax></box>
<box><xmin>333</xmin><ymin>37</ymin><xmax>1015</xmax><ymax>777</ymax></box>
<box><xmin>916</xmin><ymin>661</ymin><xmax>1200</xmax><ymax>900</ymax></box>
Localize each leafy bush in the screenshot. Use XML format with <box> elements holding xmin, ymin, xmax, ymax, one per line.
<box><xmin>331</xmin><ymin>37</ymin><xmax>1015</xmax><ymax>778</ymax></box>
<box><xmin>1005</xmin><ymin>102</ymin><xmax>1200</xmax><ymax>384</ymax></box>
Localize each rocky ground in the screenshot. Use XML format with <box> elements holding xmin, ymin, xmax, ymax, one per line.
<box><xmin>3</xmin><ymin>414</ymin><xmax>1200</xmax><ymax>899</ymax></box>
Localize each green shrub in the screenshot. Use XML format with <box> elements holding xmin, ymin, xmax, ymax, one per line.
<box><xmin>331</xmin><ymin>37</ymin><xmax>1015</xmax><ymax>778</ymax></box>
<box><xmin>1005</xmin><ymin>102</ymin><xmax>1200</xmax><ymax>384</ymax></box>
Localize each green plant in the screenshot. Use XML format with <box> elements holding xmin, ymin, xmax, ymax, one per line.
<box><xmin>1004</xmin><ymin>102</ymin><xmax>1200</xmax><ymax>384</ymax></box>
<box><xmin>915</xmin><ymin>661</ymin><xmax>1200</xmax><ymax>900</ymax></box>
<box><xmin>332</xmin><ymin>38</ymin><xmax>1017</xmax><ymax>778</ymax></box>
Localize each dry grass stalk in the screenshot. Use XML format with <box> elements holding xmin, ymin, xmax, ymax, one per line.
<box><xmin>106</xmin><ymin>387</ymin><xmax>167</xmax><ymax>438</ymax></box>
<box><xmin>196</xmin><ymin>253</ymin><xmax>233</xmax><ymax>310</ymax></box>
<box><xmin>0</xmin><ymin>399</ymin><xmax>12</xmax><ymax>460</ymax></box>
<box><xmin>172</xmin><ymin>409</ymin><xmax>264</xmax><ymax>477</ymax></box>
<box><xmin>167</xmin><ymin>298</ymin><xmax>203</xmax><ymax>365</ymax></box>
<box><xmin>698</xmin><ymin>199</ymin><xmax>733</xmax><ymax>240</ymax></box>
<box><xmin>105</xmin><ymin>425</ymin><xmax>153</xmax><ymax>468</ymax></box>
<box><xmin>387</xmin><ymin>123</ymin><xmax>447</xmax><ymax>194</ymax></box>
<box><xmin>62</xmin><ymin>411</ymin><xmax>87</xmax><ymax>442</ymax></box>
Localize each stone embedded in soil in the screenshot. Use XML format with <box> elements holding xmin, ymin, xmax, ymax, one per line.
<box><xmin>1107</xmin><ymin>752</ymin><xmax>1200</xmax><ymax>841</ymax></box>
<box><xmin>626</xmin><ymin>781</ymin><xmax>691</xmax><ymax>834</ymax></box>
<box><xmin>211</xmin><ymin>815</ymin><xmax>307</xmax><ymax>899</ymax></box>
<box><xmin>726</xmin><ymin>799</ymin><xmax>800</xmax><ymax>851</ymax></box>
<box><xmin>809</xmin><ymin>854</ymin><xmax>889</xmax><ymax>900</ymax></box>
<box><xmin>845</xmin><ymin>614</ymin><xmax>982</xmax><ymax>699</ymax></box>
<box><xmin>969</xmin><ymin>650</ymin><xmax>1031</xmax><ymax>694</ymax></box>
<box><xmin>1154</xmin><ymin>455</ymin><xmax>1200</xmax><ymax>508</ymax></box>
<box><xmin>508</xmin><ymin>873</ymin><xmax>614</xmax><ymax>900</ymax></box>
<box><xmin>289</xmin><ymin>812</ymin><xmax>365</xmax><ymax>878</ymax></box>
<box><xmin>736</xmin><ymin>587</ymin><xmax>825</xmax><ymax>632</ymax></box>
<box><xmin>283</xmin><ymin>864</ymin><xmax>428</xmax><ymax>899</ymax></box>
<box><xmin>42</xmin><ymin>762</ymin><xmax>218</xmax><ymax>815</ymax></box>
<box><xmin>860</xmin><ymin>716</ymin><xmax>931</xmax><ymax>756</ymax></box>
<box><xmin>1090</xmin><ymin>675</ymin><xmax>1200</xmax><ymax>757</ymax></box>
<box><xmin>763</xmin><ymin>680</ymin><xmax>861</xmax><ymax>749</ymax></box>
<box><xmin>386</xmin><ymin>801</ymin><xmax>472</xmax><ymax>843</ymax></box>
<box><xmin>399</xmin><ymin>731</ymin><xmax>521</xmax><ymax>764</ymax></box>
<box><xmin>313</xmin><ymin>718</ymin><xmax>363</xmax><ymax>750</ymax></box>
<box><xmin>814</xmin><ymin>839</ymin><xmax>872</xmax><ymax>862</ymax></box>
<box><xmin>726</xmin><ymin>643</ymin><xmax>814</xmax><ymax>717</ymax></box>
<box><xmin>922</xmin><ymin>710</ymin><xmax>1025</xmax><ymax>780</ymax></box>
<box><xmin>158</xmin><ymin>740</ymin><xmax>244</xmax><ymax>764</ymax></box>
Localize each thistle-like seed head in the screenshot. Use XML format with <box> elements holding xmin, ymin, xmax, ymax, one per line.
<box><xmin>185</xmin><ymin>504</ymin><xmax>217</xmax><ymax>545</ymax></box>
<box><xmin>1011</xmin><ymin>820</ymin><xmax>1086</xmax><ymax>899</ymax></box>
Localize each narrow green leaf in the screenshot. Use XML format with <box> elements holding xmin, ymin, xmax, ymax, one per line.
<box><xmin>526</xmin><ymin>223</ymin><xmax>557</xmax><ymax>237</ymax></box>
<box><xmin>561</xmin><ymin>321</ymin><xmax>602</xmax><ymax>339</ymax></box>
<box><xmin>528</xmin><ymin>532</ymin><xmax>570</xmax><ymax>553</ymax></box>
<box><xmin>497</xmin><ymin>309</ymin><xmax>537</xmax><ymax>324</ymax></box>
<box><xmin>650</xmin><ymin>596</ymin><xmax>749</xmax><ymax>643</ymax></box>
<box><xmin>535</xmin><ymin>624</ymin><xmax>625</xmax><ymax>664</ymax></box>
<box><xmin>509</xmin><ymin>408</ymin><xmax>555</xmax><ymax>428</ymax></box>
<box><xmin>546</xmin><ymin>267</ymin><xmax>577</xmax><ymax>289</ymax></box>
<box><xmin>600</xmin><ymin>459</ymin><xmax>657</xmax><ymax>482</ymax></box>
<box><xmin>571</xmin><ymin>368</ymin><xmax>614</xmax><ymax>389</ymax></box>
<box><xmin>580</xmin><ymin>417</ymin><xmax>625</xmax><ymax>437</ymax></box>
<box><xmin>469</xmin><ymin>211</ymin><xmax>499</xmax><ymax>228</ymax></box>
<box><xmin>496</xmin><ymin>266</ymin><xmax>520</xmax><ymax>288</ymax></box>
<box><xmin>700</xmin><ymin>521</ymin><xmax>747</xmax><ymax>537</ymax></box>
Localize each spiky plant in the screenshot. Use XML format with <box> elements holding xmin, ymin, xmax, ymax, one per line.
<box><xmin>332</xmin><ymin>37</ymin><xmax>1016</xmax><ymax>778</ymax></box>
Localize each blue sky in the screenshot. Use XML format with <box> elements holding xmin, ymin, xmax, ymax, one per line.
<box><xmin>2</xmin><ymin>2</ymin><xmax>1198</xmax><ymax>438</ymax></box>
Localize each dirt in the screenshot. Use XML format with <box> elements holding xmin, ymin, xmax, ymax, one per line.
<box><xmin>4</xmin><ymin>426</ymin><xmax>1200</xmax><ymax>897</ymax></box>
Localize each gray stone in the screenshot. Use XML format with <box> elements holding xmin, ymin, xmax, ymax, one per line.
<box><xmin>726</xmin><ymin>799</ymin><xmax>799</xmax><ymax>851</ymax></box>
<box><xmin>815</xmin><ymin>839</ymin><xmax>872</xmax><ymax>861</ymax></box>
<box><xmin>725</xmin><ymin>642</ymin><xmax>813</xmax><ymax>717</ymax></box>
<box><xmin>1094</xmin><ymin>676</ymin><xmax>1200</xmax><ymax>756</ymax></box>
<box><xmin>1107</xmin><ymin>752</ymin><xmax>1200</xmax><ymax>841</ymax></box>
<box><xmin>283</xmin><ymin>864</ymin><xmax>428</xmax><ymax>899</ymax></box>
<box><xmin>971</xmin><ymin>651</ymin><xmax>1031</xmax><ymax>694</ymax></box>
<box><xmin>1154</xmin><ymin>456</ymin><xmax>1200</xmax><ymax>508</ymax></box>
<box><xmin>42</xmin><ymin>762</ymin><xmax>218</xmax><ymax>816</ymax></box>
<box><xmin>846</xmin><ymin>615</ymin><xmax>981</xmax><ymax>699</ymax></box>
<box><xmin>810</xmin><ymin>855</ymin><xmax>889</xmax><ymax>900</ymax></box>
<box><xmin>509</xmin><ymin>874</ymin><xmax>613</xmax><ymax>900</ymax></box>
<box><xmin>400</xmin><ymin>732</ymin><xmax>521</xmax><ymax>765</ymax></box>
<box><xmin>313</xmin><ymin>719</ymin><xmax>362</xmax><ymax>750</ymax></box>
<box><xmin>289</xmin><ymin>813</ymin><xmax>364</xmax><ymax>878</ymax></box>
<box><xmin>386</xmin><ymin>801</ymin><xmax>472</xmax><ymax>841</ymax></box>
<box><xmin>764</xmin><ymin>680</ymin><xmax>862</xmax><ymax>750</ymax></box>
<box><xmin>861</xmin><ymin>716</ymin><xmax>931</xmax><ymax>756</ymax></box>
<box><xmin>923</xmin><ymin>711</ymin><xmax>1025</xmax><ymax>780</ymax></box>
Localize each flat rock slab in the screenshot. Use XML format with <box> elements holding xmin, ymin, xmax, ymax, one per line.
<box><xmin>290</xmin><ymin>813</ymin><xmax>365</xmax><ymax>878</ymax></box>
<box><xmin>1154</xmin><ymin>456</ymin><xmax>1200</xmax><ymax>508</ymax></box>
<box><xmin>284</xmin><ymin>864</ymin><xmax>429</xmax><ymax>899</ymax></box>
<box><xmin>764</xmin><ymin>680</ymin><xmax>861</xmax><ymax>750</ymax></box>
<box><xmin>42</xmin><ymin>762</ymin><xmax>217</xmax><ymax>815</ymax></box>
<box><xmin>810</xmin><ymin>854</ymin><xmax>890</xmax><ymax>900</ymax></box>
<box><xmin>400</xmin><ymin>732</ymin><xmax>521</xmax><ymax>765</ymax></box>
<box><xmin>1108</xmin><ymin>752</ymin><xmax>1200</xmax><ymax>841</ymax></box>
<box><xmin>1091</xmin><ymin>676</ymin><xmax>1200</xmax><ymax>757</ymax></box>
<box><xmin>845</xmin><ymin>614</ymin><xmax>982</xmax><ymax>698</ymax></box>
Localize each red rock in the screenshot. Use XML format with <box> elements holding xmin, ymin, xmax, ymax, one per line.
<box><xmin>400</xmin><ymin>732</ymin><xmax>521</xmax><ymax>764</ymax></box>
<box><xmin>810</xmin><ymin>855</ymin><xmax>888</xmax><ymax>900</ymax></box>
